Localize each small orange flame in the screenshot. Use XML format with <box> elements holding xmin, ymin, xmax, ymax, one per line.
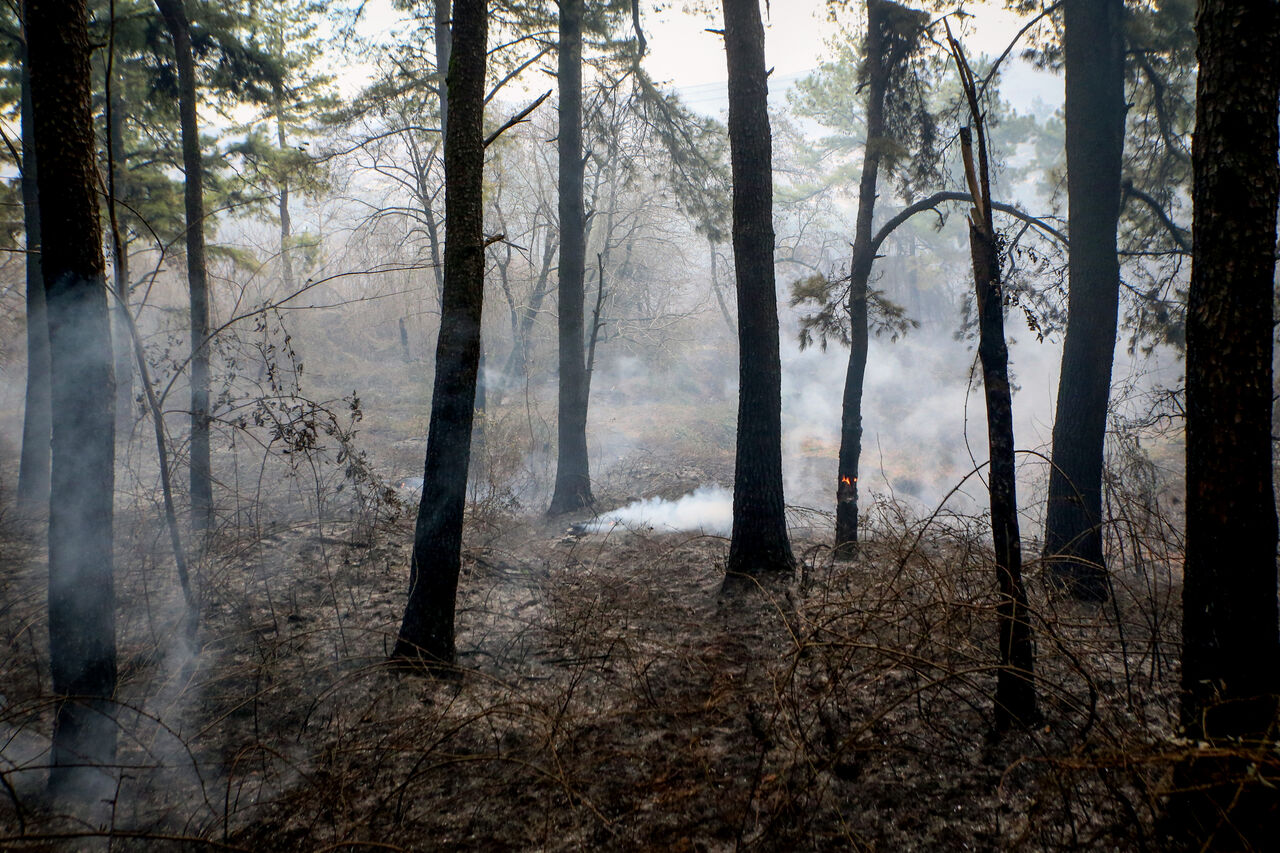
<box><xmin>840</xmin><ymin>476</ymin><xmax>852</xmax><ymax>486</ymax></box>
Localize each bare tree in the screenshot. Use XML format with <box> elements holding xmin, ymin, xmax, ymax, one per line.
<box><xmin>948</xmin><ymin>28</ymin><xmax>1036</xmax><ymax>732</ymax></box>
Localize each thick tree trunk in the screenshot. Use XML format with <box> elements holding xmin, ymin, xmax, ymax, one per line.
<box><xmin>27</xmin><ymin>0</ymin><xmax>118</xmax><ymax>795</ymax></box>
<box><xmin>17</xmin><ymin>45</ymin><xmax>51</xmax><ymax>517</ymax></box>
<box><xmin>155</xmin><ymin>0</ymin><xmax>213</xmax><ymax>530</ymax></box>
<box><xmin>1044</xmin><ymin>0</ymin><xmax>1126</xmax><ymax>601</ymax></box>
<box><xmin>548</xmin><ymin>0</ymin><xmax>594</xmax><ymax>514</ymax></box>
<box><xmin>835</xmin><ymin>0</ymin><xmax>894</xmax><ymax>558</ymax></box>
<box><xmin>1175</xmin><ymin>2</ymin><xmax>1280</xmax><ymax>846</ymax></box>
<box><xmin>721</xmin><ymin>0</ymin><xmax>795</xmax><ymax>578</ymax></box>
<box><xmin>393</xmin><ymin>0</ymin><xmax>487</xmax><ymax>668</ymax></box>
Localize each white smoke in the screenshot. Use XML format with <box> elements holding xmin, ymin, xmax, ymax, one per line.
<box><xmin>583</xmin><ymin>485</ymin><xmax>733</xmax><ymax>535</ymax></box>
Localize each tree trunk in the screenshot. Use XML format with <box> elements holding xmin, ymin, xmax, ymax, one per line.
<box><xmin>956</xmin><ymin>104</ymin><xmax>1036</xmax><ymax>729</ymax></box>
<box><xmin>393</xmin><ymin>0</ymin><xmax>487</xmax><ymax>669</ymax></box>
<box><xmin>1044</xmin><ymin>0</ymin><xmax>1126</xmax><ymax>601</ymax></box>
<box><xmin>273</xmin><ymin>80</ymin><xmax>294</xmax><ymax>292</ymax></box>
<box><xmin>109</xmin><ymin>62</ymin><xmax>134</xmax><ymax>438</ymax></box>
<box><xmin>835</xmin><ymin>0</ymin><xmax>894</xmax><ymax>558</ymax></box>
<box><xmin>17</xmin><ymin>40</ymin><xmax>51</xmax><ymax>517</ymax></box>
<box><xmin>155</xmin><ymin>0</ymin><xmax>212</xmax><ymax>531</ymax></box>
<box><xmin>708</xmin><ymin>239</ymin><xmax>736</xmax><ymax>335</ymax></box>
<box><xmin>435</xmin><ymin>0</ymin><xmax>451</xmax><ymax>139</ymax></box>
<box><xmin>548</xmin><ymin>0</ymin><xmax>594</xmax><ymax>514</ymax></box>
<box><xmin>26</xmin><ymin>0</ymin><xmax>118</xmax><ymax>795</ymax></box>
<box><xmin>1176</xmin><ymin>1</ymin><xmax>1280</xmax><ymax>845</ymax></box>
<box><xmin>721</xmin><ymin>0</ymin><xmax>795</xmax><ymax>579</ymax></box>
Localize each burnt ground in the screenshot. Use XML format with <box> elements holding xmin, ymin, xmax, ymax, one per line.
<box><xmin>0</xmin><ymin>450</ymin><xmax>1195</xmax><ymax>851</ymax></box>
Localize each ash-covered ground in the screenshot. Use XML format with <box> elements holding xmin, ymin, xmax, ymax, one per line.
<box><xmin>0</xmin><ymin>447</ymin><xmax>1186</xmax><ymax>851</ymax></box>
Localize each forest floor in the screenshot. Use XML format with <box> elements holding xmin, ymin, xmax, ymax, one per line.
<box><xmin>0</xmin><ymin>445</ymin><xmax>1191</xmax><ymax>851</ymax></box>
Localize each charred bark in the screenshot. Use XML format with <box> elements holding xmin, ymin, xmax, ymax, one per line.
<box><xmin>549</xmin><ymin>0</ymin><xmax>594</xmax><ymax>514</ymax></box>
<box><xmin>155</xmin><ymin>0</ymin><xmax>212</xmax><ymax>530</ymax></box>
<box><xmin>1044</xmin><ymin>0</ymin><xmax>1126</xmax><ymax>602</ymax></box>
<box><xmin>1174</xmin><ymin>1</ymin><xmax>1280</xmax><ymax>846</ymax></box>
<box><xmin>722</xmin><ymin>0</ymin><xmax>795</xmax><ymax>579</ymax></box>
<box><xmin>949</xmin><ymin>29</ymin><xmax>1036</xmax><ymax>730</ymax></box>
<box><xmin>393</xmin><ymin>0</ymin><xmax>487</xmax><ymax>669</ymax></box>
<box><xmin>27</xmin><ymin>0</ymin><xmax>118</xmax><ymax>794</ymax></box>
<box><xmin>835</xmin><ymin>0</ymin><xmax>896</xmax><ymax>558</ymax></box>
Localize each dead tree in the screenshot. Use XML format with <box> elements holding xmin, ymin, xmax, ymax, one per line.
<box><xmin>948</xmin><ymin>28</ymin><xmax>1036</xmax><ymax>732</ymax></box>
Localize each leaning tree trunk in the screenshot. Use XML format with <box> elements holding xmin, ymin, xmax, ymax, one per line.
<box><xmin>1176</xmin><ymin>1</ymin><xmax>1280</xmax><ymax>846</ymax></box>
<box><xmin>835</xmin><ymin>0</ymin><xmax>896</xmax><ymax>558</ymax></box>
<box><xmin>27</xmin><ymin>0</ymin><xmax>118</xmax><ymax>795</ymax></box>
<box><xmin>17</xmin><ymin>41</ymin><xmax>51</xmax><ymax>517</ymax></box>
<box><xmin>393</xmin><ymin>0</ymin><xmax>487</xmax><ymax>669</ymax></box>
<box><xmin>1044</xmin><ymin>0</ymin><xmax>1126</xmax><ymax>601</ymax></box>
<box><xmin>548</xmin><ymin>0</ymin><xmax>594</xmax><ymax>514</ymax></box>
<box><xmin>722</xmin><ymin>0</ymin><xmax>795</xmax><ymax>579</ymax></box>
<box><xmin>155</xmin><ymin>0</ymin><xmax>212</xmax><ymax>531</ymax></box>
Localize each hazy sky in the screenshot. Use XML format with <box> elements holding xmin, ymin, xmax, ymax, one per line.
<box><xmin>347</xmin><ymin>1</ymin><xmax>1064</xmax><ymax>112</ymax></box>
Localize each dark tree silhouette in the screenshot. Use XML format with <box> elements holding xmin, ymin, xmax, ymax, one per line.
<box><xmin>722</xmin><ymin>0</ymin><xmax>795</xmax><ymax>579</ymax></box>
<box><xmin>1176</xmin><ymin>0</ymin><xmax>1279</xmax><ymax>845</ymax></box>
<box><xmin>26</xmin><ymin>0</ymin><xmax>118</xmax><ymax>794</ymax></box>
<box><xmin>1044</xmin><ymin>0</ymin><xmax>1126</xmax><ymax>601</ymax></box>
<box><xmin>17</xmin><ymin>28</ymin><xmax>50</xmax><ymax>517</ymax></box>
<box><xmin>155</xmin><ymin>0</ymin><xmax>213</xmax><ymax>530</ymax></box>
<box><xmin>548</xmin><ymin>0</ymin><xmax>594</xmax><ymax>514</ymax></box>
<box><xmin>948</xmin><ymin>29</ymin><xmax>1035</xmax><ymax>732</ymax></box>
<box><xmin>393</xmin><ymin>0</ymin><xmax>487</xmax><ymax>669</ymax></box>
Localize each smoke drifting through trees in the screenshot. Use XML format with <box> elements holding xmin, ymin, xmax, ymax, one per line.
<box><xmin>0</xmin><ymin>0</ymin><xmax>1270</xmax><ymax>847</ymax></box>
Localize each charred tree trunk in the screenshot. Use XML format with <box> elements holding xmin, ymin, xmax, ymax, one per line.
<box><xmin>1044</xmin><ymin>0</ymin><xmax>1126</xmax><ymax>601</ymax></box>
<box><xmin>155</xmin><ymin>0</ymin><xmax>212</xmax><ymax>531</ymax></box>
<box><xmin>835</xmin><ymin>0</ymin><xmax>896</xmax><ymax>558</ymax></box>
<box><xmin>393</xmin><ymin>0</ymin><xmax>487</xmax><ymax>669</ymax></box>
<box><xmin>1175</xmin><ymin>2</ymin><xmax>1280</xmax><ymax>846</ymax></box>
<box><xmin>17</xmin><ymin>39</ymin><xmax>51</xmax><ymax>517</ymax></box>
<box><xmin>27</xmin><ymin>0</ymin><xmax>118</xmax><ymax>794</ymax></box>
<box><xmin>949</xmin><ymin>30</ymin><xmax>1036</xmax><ymax>729</ymax></box>
<box><xmin>962</xmin><ymin>124</ymin><xmax>1036</xmax><ymax>732</ymax></box>
<box><xmin>722</xmin><ymin>0</ymin><xmax>795</xmax><ymax>579</ymax></box>
<box><xmin>548</xmin><ymin>0</ymin><xmax>593</xmax><ymax>514</ymax></box>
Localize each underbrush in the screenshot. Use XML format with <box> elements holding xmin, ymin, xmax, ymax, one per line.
<box><xmin>0</xmin><ymin>470</ymin><xmax>1197</xmax><ymax>850</ymax></box>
